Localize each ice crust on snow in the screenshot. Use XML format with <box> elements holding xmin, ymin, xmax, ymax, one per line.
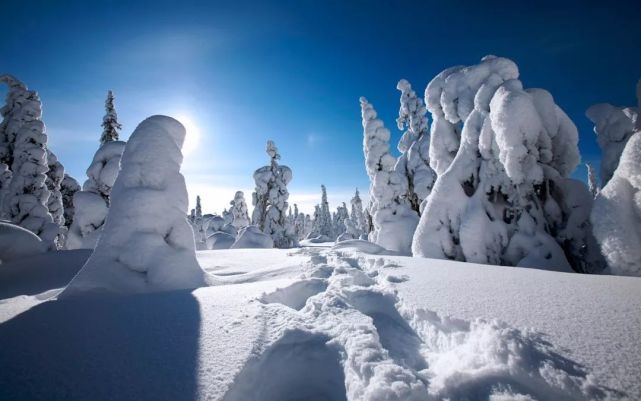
<box><xmin>61</xmin><ymin>115</ymin><xmax>207</xmax><ymax>295</ymax></box>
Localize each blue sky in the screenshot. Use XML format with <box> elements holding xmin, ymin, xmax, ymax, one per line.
<box><xmin>1</xmin><ymin>0</ymin><xmax>640</xmax><ymax>214</ymax></box>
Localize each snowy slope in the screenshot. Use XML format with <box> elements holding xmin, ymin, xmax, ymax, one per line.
<box><xmin>0</xmin><ymin>246</ymin><xmax>639</xmax><ymax>401</ymax></box>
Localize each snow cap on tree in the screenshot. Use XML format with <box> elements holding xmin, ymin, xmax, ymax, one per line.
<box><xmin>62</xmin><ymin>115</ymin><xmax>207</xmax><ymax>296</ymax></box>
<box><xmin>100</xmin><ymin>90</ymin><xmax>122</xmax><ymax>144</ymax></box>
<box><xmin>60</xmin><ymin>174</ymin><xmax>80</xmax><ymax>228</ymax></box>
<box><xmin>229</xmin><ymin>190</ymin><xmax>250</xmax><ymax>228</ymax></box>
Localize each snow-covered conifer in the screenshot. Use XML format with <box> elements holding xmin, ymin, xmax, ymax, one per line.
<box><xmin>361</xmin><ymin>97</ymin><xmax>418</xmax><ymax>254</ymax></box>
<box><xmin>349</xmin><ymin>188</ymin><xmax>367</xmax><ymax>239</ymax></box>
<box><xmin>395</xmin><ymin>79</ymin><xmax>437</xmax><ymax>213</ymax></box>
<box><xmin>45</xmin><ymin>150</ymin><xmax>65</xmax><ymax>226</ymax></box>
<box><xmin>229</xmin><ymin>190</ymin><xmax>250</xmax><ymax>228</ymax></box>
<box><xmin>62</xmin><ymin>115</ymin><xmax>207</xmax><ymax>295</ymax></box>
<box><xmin>251</xmin><ymin>140</ymin><xmax>296</xmax><ymax>248</ymax></box>
<box><xmin>196</xmin><ymin>195</ymin><xmax>203</xmax><ymax>219</ymax></box>
<box><xmin>332</xmin><ymin>202</ymin><xmax>349</xmax><ymax>239</ymax></box>
<box><xmin>100</xmin><ymin>90</ymin><xmax>122</xmax><ymax>144</ymax></box>
<box><xmin>66</xmin><ymin>140</ymin><xmax>125</xmax><ymax>249</ymax></box>
<box><xmin>413</xmin><ymin>56</ymin><xmax>597</xmax><ymax>272</ymax></box>
<box><xmin>318</xmin><ymin>185</ymin><xmax>334</xmax><ymax>239</ymax></box>
<box><xmin>307</xmin><ymin>204</ymin><xmax>321</xmax><ymax>239</ymax></box>
<box><xmin>60</xmin><ymin>174</ymin><xmax>80</xmax><ymax>228</ymax></box>
<box><xmin>586</xmin><ymin>162</ymin><xmax>599</xmax><ymax>198</ymax></box>
<box><xmin>586</xmin><ymin>102</ymin><xmax>638</xmax><ymax>186</ymax></box>
<box><xmin>0</xmin><ymin>163</ymin><xmax>11</xmax><ymax>218</ymax></box>
<box><xmin>0</xmin><ymin>75</ymin><xmax>58</xmax><ymax>247</ymax></box>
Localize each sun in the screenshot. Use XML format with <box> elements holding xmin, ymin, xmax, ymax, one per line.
<box><xmin>175</xmin><ymin>114</ymin><xmax>201</xmax><ymax>156</ymax></box>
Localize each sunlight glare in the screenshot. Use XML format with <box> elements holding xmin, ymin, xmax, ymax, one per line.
<box><xmin>175</xmin><ymin>114</ymin><xmax>201</xmax><ymax>156</ymax></box>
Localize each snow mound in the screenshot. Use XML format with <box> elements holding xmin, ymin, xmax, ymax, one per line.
<box><xmin>0</xmin><ymin>221</ymin><xmax>45</xmax><ymax>263</ymax></box>
<box><xmin>61</xmin><ymin>115</ymin><xmax>207</xmax><ymax>296</ymax></box>
<box><xmin>206</xmin><ymin>231</ymin><xmax>235</xmax><ymax>250</ymax></box>
<box><xmin>332</xmin><ymin>239</ymin><xmax>388</xmax><ymax>255</ymax></box>
<box><xmin>231</xmin><ymin>225</ymin><xmax>274</xmax><ymax>249</ymax></box>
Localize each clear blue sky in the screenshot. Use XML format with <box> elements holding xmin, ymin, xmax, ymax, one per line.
<box><xmin>1</xmin><ymin>0</ymin><xmax>640</xmax><ymax>214</ymax></box>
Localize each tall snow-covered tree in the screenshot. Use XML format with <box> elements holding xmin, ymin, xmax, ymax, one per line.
<box><xmin>0</xmin><ymin>75</ymin><xmax>59</xmax><ymax>247</ymax></box>
<box><xmin>413</xmin><ymin>56</ymin><xmax>602</xmax><ymax>272</ymax></box>
<box><xmin>45</xmin><ymin>149</ymin><xmax>65</xmax><ymax>226</ymax></box>
<box><xmin>60</xmin><ymin>174</ymin><xmax>80</xmax><ymax>228</ymax></box>
<box><xmin>307</xmin><ymin>204</ymin><xmax>322</xmax><ymax>239</ymax></box>
<box><xmin>62</xmin><ymin>115</ymin><xmax>207</xmax><ymax>296</ymax></box>
<box><xmin>586</xmin><ymin>163</ymin><xmax>599</xmax><ymax>198</ymax></box>
<box><xmin>66</xmin><ymin>131</ymin><xmax>126</xmax><ymax>249</ymax></box>
<box><xmin>229</xmin><ymin>190</ymin><xmax>250</xmax><ymax>228</ymax></box>
<box><xmin>100</xmin><ymin>90</ymin><xmax>122</xmax><ymax>144</ymax></box>
<box><xmin>395</xmin><ymin>79</ymin><xmax>437</xmax><ymax>213</ymax></box>
<box><xmin>318</xmin><ymin>185</ymin><xmax>333</xmax><ymax>239</ymax></box>
<box><xmin>349</xmin><ymin>188</ymin><xmax>367</xmax><ymax>239</ymax></box>
<box><xmin>251</xmin><ymin>140</ymin><xmax>296</xmax><ymax>248</ymax></box>
<box><xmin>332</xmin><ymin>202</ymin><xmax>349</xmax><ymax>239</ymax></box>
<box><xmin>195</xmin><ymin>195</ymin><xmax>203</xmax><ymax>219</ymax></box>
<box><xmin>361</xmin><ymin>97</ymin><xmax>418</xmax><ymax>254</ymax></box>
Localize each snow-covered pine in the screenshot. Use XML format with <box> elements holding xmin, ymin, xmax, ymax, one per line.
<box><xmin>413</xmin><ymin>56</ymin><xmax>601</xmax><ymax>272</ymax></box>
<box><xmin>349</xmin><ymin>188</ymin><xmax>367</xmax><ymax>239</ymax></box>
<box><xmin>307</xmin><ymin>204</ymin><xmax>322</xmax><ymax>239</ymax></box>
<box><xmin>395</xmin><ymin>79</ymin><xmax>437</xmax><ymax>214</ymax></box>
<box><xmin>229</xmin><ymin>191</ymin><xmax>250</xmax><ymax>228</ymax></box>
<box><xmin>332</xmin><ymin>202</ymin><xmax>349</xmax><ymax>240</ymax></box>
<box><xmin>66</xmin><ymin>139</ymin><xmax>125</xmax><ymax>249</ymax></box>
<box><xmin>0</xmin><ymin>75</ymin><xmax>59</xmax><ymax>248</ymax></box>
<box><xmin>292</xmin><ymin>203</ymin><xmax>306</xmax><ymax>240</ymax></box>
<box><xmin>61</xmin><ymin>115</ymin><xmax>207</xmax><ymax>295</ymax></box>
<box><xmin>586</xmin><ymin>162</ymin><xmax>599</xmax><ymax>197</ymax></box>
<box><xmin>195</xmin><ymin>195</ymin><xmax>203</xmax><ymax>218</ymax></box>
<box><xmin>318</xmin><ymin>185</ymin><xmax>334</xmax><ymax>239</ymax></box>
<box><xmin>60</xmin><ymin>174</ymin><xmax>80</xmax><ymax>228</ymax></box>
<box><xmin>100</xmin><ymin>90</ymin><xmax>122</xmax><ymax>144</ymax></box>
<box><xmin>586</xmin><ymin>101</ymin><xmax>638</xmax><ymax>186</ymax></box>
<box><xmin>361</xmin><ymin>96</ymin><xmax>418</xmax><ymax>254</ymax></box>
<box><xmin>251</xmin><ymin>140</ymin><xmax>296</xmax><ymax>248</ymax></box>
<box><xmin>45</xmin><ymin>149</ymin><xmax>64</xmax><ymax>226</ymax></box>
<box><xmin>591</xmin><ymin>80</ymin><xmax>641</xmax><ymax>277</ymax></box>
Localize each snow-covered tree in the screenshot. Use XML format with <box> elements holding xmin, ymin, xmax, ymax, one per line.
<box><xmin>349</xmin><ymin>188</ymin><xmax>367</xmax><ymax>239</ymax></box>
<box><xmin>251</xmin><ymin>140</ymin><xmax>296</xmax><ymax>248</ymax></box>
<box><xmin>0</xmin><ymin>163</ymin><xmax>11</xmax><ymax>218</ymax></box>
<box><xmin>318</xmin><ymin>185</ymin><xmax>333</xmax><ymax>239</ymax></box>
<box><xmin>66</xmin><ymin>138</ymin><xmax>125</xmax><ymax>249</ymax></box>
<box><xmin>332</xmin><ymin>202</ymin><xmax>349</xmax><ymax>239</ymax></box>
<box><xmin>195</xmin><ymin>195</ymin><xmax>203</xmax><ymax>219</ymax></box>
<box><xmin>395</xmin><ymin>79</ymin><xmax>437</xmax><ymax>213</ymax></box>
<box><xmin>0</xmin><ymin>75</ymin><xmax>59</xmax><ymax>247</ymax></box>
<box><xmin>229</xmin><ymin>190</ymin><xmax>250</xmax><ymax>228</ymax></box>
<box><xmin>361</xmin><ymin>97</ymin><xmax>418</xmax><ymax>254</ymax></box>
<box><xmin>60</xmin><ymin>174</ymin><xmax>80</xmax><ymax>228</ymax></box>
<box><xmin>586</xmin><ymin>102</ymin><xmax>638</xmax><ymax>186</ymax></box>
<box><xmin>45</xmin><ymin>150</ymin><xmax>65</xmax><ymax>226</ymax></box>
<box><xmin>413</xmin><ymin>56</ymin><xmax>600</xmax><ymax>272</ymax></box>
<box><xmin>61</xmin><ymin>115</ymin><xmax>207</xmax><ymax>296</ymax></box>
<box><xmin>586</xmin><ymin>162</ymin><xmax>599</xmax><ymax>198</ymax></box>
<box><xmin>292</xmin><ymin>203</ymin><xmax>306</xmax><ymax>240</ymax></box>
<box><xmin>100</xmin><ymin>90</ymin><xmax>122</xmax><ymax>144</ymax></box>
<box><xmin>307</xmin><ymin>204</ymin><xmax>322</xmax><ymax>239</ymax></box>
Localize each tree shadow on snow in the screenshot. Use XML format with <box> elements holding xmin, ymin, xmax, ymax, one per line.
<box><xmin>0</xmin><ymin>290</ymin><xmax>201</xmax><ymax>401</ymax></box>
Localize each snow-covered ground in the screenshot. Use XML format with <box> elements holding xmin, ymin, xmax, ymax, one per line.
<box><xmin>0</xmin><ymin>245</ymin><xmax>639</xmax><ymax>401</ymax></box>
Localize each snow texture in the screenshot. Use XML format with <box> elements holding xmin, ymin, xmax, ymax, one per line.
<box><xmin>61</xmin><ymin>115</ymin><xmax>207</xmax><ymax>295</ymax></box>
<box><xmin>231</xmin><ymin>225</ymin><xmax>275</xmax><ymax>249</ymax></box>
<box><xmin>361</xmin><ymin>97</ymin><xmax>418</xmax><ymax>254</ymax></box>
<box><xmin>0</xmin><ymin>221</ymin><xmax>45</xmax><ymax>263</ymax></box>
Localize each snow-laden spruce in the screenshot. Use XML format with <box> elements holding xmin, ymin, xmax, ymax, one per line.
<box><xmin>60</xmin><ymin>174</ymin><xmax>80</xmax><ymax>228</ymax></box>
<box><xmin>229</xmin><ymin>190</ymin><xmax>250</xmax><ymax>228</ymax></box>
<box><xmin>319</xmin><ymin>185</ymin><xmax>333</xmax><ymax>239</ymax></box>
<box><xmin>395</xmin><ymin>79</ymin><xmax>437</xmax><ymax>213</ymax></box>
<box><xmin>361</xmin><ymin>97</ymin><xmax>418</xmax><ymax>254</ymax></box>
<box><xmin>591</xmin><ymin>80</ymin><xmax>641</xmax><ymax>276</ymax></box>
<box><xmin>413</xmin><ymin>56</ymin><xmax>602</xmax><ymax>272</ymax></box>
<box><xmin>586</xmin><ymin>101</ymin><xmax>638</xmax><ymax>186</ymax></box>
<box><xmin>0</xmin><ymin>75</ymin><xmax>59</xmax><ymax>248</ymax></box>
<box><xmin>65</xmin><ymin>140</ymin><xmax>125</xmax><ymax>249</ymax></box>
<box><xmin>100</xmin><ymin>90</ymin><xmax>122</xmax><ymax>144</ymax></box>
<box><xmin>349</xmin><ymin>188</ymin><xmax>367</xmax><ymax>239</ymax></box>
<box><xmin>251</xmin><ymin>140</ymin><xmax>297</xmax><ymax>248</ymax></box>
<box><xmin>62</xmin><ymin>116</ymin><xmax>207</xmax><ymax>296</ymax></box>
<box><xmin>45</xmin><ymin>150</ymin><xmax>65</xmax><ymax>227</ymax></box>
<box><xmin>332</xmin><ymin>202</ymin><xmax>349</xmax><ymax>240</ymax></box>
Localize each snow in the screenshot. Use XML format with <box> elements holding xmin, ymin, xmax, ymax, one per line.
<box><xmin>591</xmin><ymin>132</ymin><xmax>641</xmax><ymax>276</ymax></box>
<box><xmin>0</xmin><ymin>246</ymin><xmax>638</xmax><ymax>400</ymax></box>
<box><xmin>61</xmin><ymin>116</ymin><xmax>207</xmax><ymax>295</ymax></box>
<box><xmin>0</xmin><ymin>221</ymin><xmax>45</xmax><ymax>263</ymax></box>
<box><xmin>231</xmin><ymin>225</ymin><xmax>274</xmax><ymax>249</ymax></box>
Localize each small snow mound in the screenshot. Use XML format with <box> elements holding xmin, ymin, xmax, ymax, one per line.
<box><xmin>206</xmin><ymin>232</ymin><xmax>235</xmax><ymax>250</ymax></box>
<box><xmin>332</xmin><ymin>239</ymin><xmax>388</xmax><ymax>255</ymax></box>
<box><xmin>231</xmin><ymin>225</ymin><xmax>274</xmax><ymax>249</ymax></box>
<box><xmin>260</xmin><ymin>278</ymin><xmax>328</xmax><ymax>310</ymax></box>
<box><xmin>0</xmin><ymin>221</ymin><xmax>45</xmax><ymax>263</ymax></box>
